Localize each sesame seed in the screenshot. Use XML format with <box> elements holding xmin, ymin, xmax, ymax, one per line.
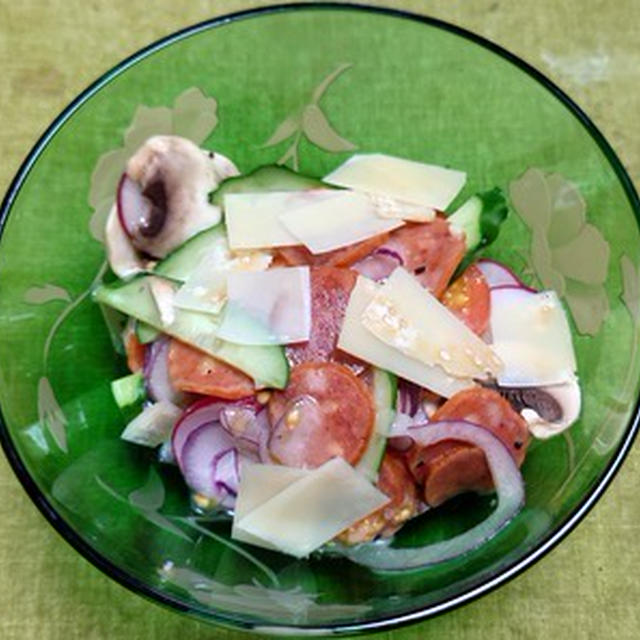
<box><xmin>286</xmin><ymin>408</ymin><xmax>300</xmax><ymax>429</ymax></box>
<box><xmin>256</xmin><ymin>391</ymin><xmax>271</xmax><ymax>405</ymax></box>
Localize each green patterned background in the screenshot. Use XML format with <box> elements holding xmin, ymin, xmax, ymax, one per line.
<box><xmin>1</xmin><ymin>1</ymin><xmax>639</xmax><ymax>638</ymax></box>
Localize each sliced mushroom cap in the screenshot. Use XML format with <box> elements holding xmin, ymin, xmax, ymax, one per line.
<box><xmin>104</xmin><ymin>204</ymin><xmax>146</xmax><ymax>278</ymax></box>
<box><xmin>488</xmin><ymin>377</ymin><xmax>581</xmax><ymax>439</ymax></box>
<box><xmin>121</xmin><ymin>136</ymin><xmax>239</xmax><ymax>258</ymax></box>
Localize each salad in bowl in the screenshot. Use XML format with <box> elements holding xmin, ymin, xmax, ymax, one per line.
<box><xmin>94</xmin><ymin>134</ymin><xmax>580</xmax><ymax>569</ymax></box>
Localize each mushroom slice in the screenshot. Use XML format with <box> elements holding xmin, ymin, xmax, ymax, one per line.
<box><xmin>486</xmin><ymin>377</ymin><xmax>581</xmax><ymax>439</ymax></box>
<box><xmin>122</xmin><ymin>135</ymin><xmax>239</xmax><ymax>258</ymax></box>
<box><xmin>104</xmin><ymin>204</ymin><xmax>146</xmax><ymax>279</ymax></box>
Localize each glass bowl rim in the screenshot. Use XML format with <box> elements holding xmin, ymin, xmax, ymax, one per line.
<box><xmin>1</xmin><ymin>2</ymin><xmax>639</xmax><ymax>635</ymax></box>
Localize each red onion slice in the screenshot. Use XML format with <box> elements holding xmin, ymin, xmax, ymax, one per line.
<box><xmin>387</xmin><ymin>411</ymin><xmax>422</xmax><ymax>452</ymax></box>
<box><xmin>353</xmin><ymin>247</ymin><xmax>404</xmax><ymax>282</ymax></box>
<box><xmin>373</xmin><ymin>247</ymin><xmax>404</xmax><ymax>264</ymax></box>
<box><xmin>267</xmin><ymin>395</ymin><xmax>324</xmax><ymax>467</ymax></box>
<box><xmin>396</xmin><ymin>378</ymin><xmax>422</xmax><ymax>416</ymax></box>
<box><xmin>476</xmin><ymin>258</ymin><xmax>533</xmax><ymax>290</ymax></box>
<box><xmin>117</xmin><ymin>173</ymin><xmax>151</xmax><ymax>239</ymax></box>
<box><xmin>179</xmin><ymin>425</ymin><xmax>236</xmax><ymax>507</ymax></box>
<box><xmin>171</xmin><ymin>396</ymin><xmax>256</xmax><ymax>465</ymax></box>
<box><xmin>219</xmin><ymin>406</ymin><xmax>270</xmax><ymax>460</ymax></box>
<box><xmin>172</xmin><ymin>396</ymin><xmax>264</xmax><ymax>508</ymax></box>
<box><xmin>213</xmin><ymin>448</ymin><xmax>239</xmax><ymax>497</ymax></box>
<box><xmin>490</xmin><ymin>282</ymin><xmax>537</xmax><ymax>294</ymax></box>
<box><xmin>144</xmin><ymin>336</ymin><xmax>185</xmax><ymax>405</ymax></box>
<box><xmin>342</xmin><ymin>420</ymin><xmax>525</xmax><ymax>570</ymax></box>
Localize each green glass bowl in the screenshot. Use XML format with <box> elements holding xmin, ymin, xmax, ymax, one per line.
<box><xmin>1</xmin><ymin>4</ymin><xmax>639</xmax><ymax>635</ymax></box>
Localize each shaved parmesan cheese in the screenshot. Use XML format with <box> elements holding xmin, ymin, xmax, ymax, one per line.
<box><xmin>174</xmin><ymin>251</ymin><xmax>272</xmax><ymax>315</ymax></box>
<box><xmin>338</xmin><ymin>276</ymin><xmax>475</xmax><ymax>397</ymax></box>
<box><xmin>279</xmin><ymin>190</ymin><xmax>403</xmax><ymax>254</ymax></box>
<box><xmin>231</xmin><ymin>251</ymin><xmax>274</xmax><ymax>271</ymax></box>
<box><xmin>490</xmin><ymin>288</ymin><xmax>577</xmax><ymax>386</ymax></box>
<box><xmin>174</xmin><ymin>269</ymin><xmax>227</xmax><ymax>315</ymax></box>
<box><xmin>225</xmin><ymin>191</ymin><xmax>330</xmax><ymax>249</ymax></box>
<box><xmin>217</xmin><ymin>267</ymin><xmax>311</xmax><ymax>345</ymax></box>
<box><xmin>232</xmin><ymin>457</ymin><xmax>389</xmax><ymax>558</ymax></box>
<box><xmin>370</xmin><ymin>194</ymin><xmax>436</xmax><ymax>222</ymax></box>
<box><xmin>362</xmin><ymin>268</ymin><xmax>502</xmax><ymax>379</ymax></box>
<box><xmin>232</xmin><ymin>463</ymin><xmax>310</xmax><ymax>549</ymax></box>
<box><xmin>324</xmin><ymin>153</ymin><xmax>466</xmax><ymax>210</ymax></box>
<box><xmin>121</xmin><ymin>400</ymin><xmax>181</xmax><ymax>447</ymax></box>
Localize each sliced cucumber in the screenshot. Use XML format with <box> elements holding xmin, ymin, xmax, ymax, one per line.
<box><xmin>135</xmin><ymin>321</ymin><xmax>160</xmax><ymax>344</ymax></box>
<box><xmin>154</xmin><ymin>167</ymin><xmax>325</xmax><ymax>280</ymax></box>
<box><xmin>448</xmin><ymin>187</ymin><xmax>508</xmax><ymax>253</ymax></box>
<box><xmin>356</xmin><ymin>368</ymin><xmax>397</xmax><ymax>482</ymax></box>
<box><xmin>154</xmin><ymin>224</ymin><xmax>228</xmax><ymax>282</ymax></box>
<box><xmin>448</xmin><ymin>187</ymin><xmax>509</xmax><ymax>280</ymax></box>
<box><xmin>448</xmin><ymin>196</ymin><xmax>483</xmax><ymax>251</ymax></box>
<box><xmin>111</xmin><ymin>371</ymin><xmax>146</xmax><ymax>409</ymax></box>
<box><xmin>209</xmin><ymin>164</ymin><xmax>326</xmax><ymax>207</ymax></box>
<box><xmin>93</xmin><ymin>276</ymin><xmax>289</xmax><ymax>389</ymax></box>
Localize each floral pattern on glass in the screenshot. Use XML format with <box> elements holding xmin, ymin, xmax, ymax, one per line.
<box><xmin>509</xmin><ymin>168</ymin><xmax>610</xmax><ymax>336</ymax></box>
<box><xmin>263</xmin><ymin>63</ymin><xmax>357</xmax><ymax>171</ymax></box>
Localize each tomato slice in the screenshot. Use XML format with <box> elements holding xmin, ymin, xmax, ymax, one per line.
<box><xmin>167</xmin><ymin>339</ymin><xmax>255</xmax><ymax>400</ymax></box>
<box><xmin>384</xmin><ymin>218</ymin><xmax>466</xmax><ymax>298</ymax></box>
<box><xmin>124</xmin><ymin>330</ymin><xmax>146</xmax><ymax>373</ymax></box>
<box><xmin>268</xmin><ymin>362</ymin><xmax>375</xmax><ymax>468</ymax></box>
<box><xmin>407</xmin><ymin>387</ymin><xmax>529</xmax><ymax>506</ymax></box>
<box><xmin>442</xmin><ymin>264</ymin><xmax>490</xmax><ymax>335</ymax></box>
<box><xmin>339</xmin><ymin>450</ymin><xmax>419</xmax><ymax>544</ymax></box>
<box><xmin>277</xmin><ymin>233</ymin><xmax>390</xmax><ymax>268</ymax></box>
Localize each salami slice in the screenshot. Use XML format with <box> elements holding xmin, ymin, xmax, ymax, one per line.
<box><xmin>286</xmin><ymin>266</ymin><xmax>358</xmax><ymax>367</ymax></box>
<box><xmin>277</xmin><ymin>233</ymin><xmax>390</xmax><ymax>268</ymax></box>
<box><xmin>339</xmin><ymin>450</ymin><xmax>420</xmax><ymax>544</ymax></box>
<box><xmin>268</xmin><ymin>362</ymin><xmax>375</xmax><ymax>468</ymax></box>
<box><xmin>167</xmin><ymin>339</ymin><xmax>255</xmax><ymax>400</ymax></box>
<box><xmin>384</xmin><ymin>219</ymin><xmax>465</xmax><ymax>297</ymax></box>
<box><xmin>407</xmin><ymin>387</ymin><xmax>529</xmax><ymax>506</ymax></box>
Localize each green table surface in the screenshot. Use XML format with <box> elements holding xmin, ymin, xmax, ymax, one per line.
<box><xmin>1</xmin><ymin>1</ymin><xmax>639</xmax><ymax>638</ymax></box>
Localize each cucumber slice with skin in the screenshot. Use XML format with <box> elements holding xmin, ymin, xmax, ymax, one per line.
<box><xmin>111</xmin><ymin>371</ymin><xmax>146</xmax><ymax>409</ymax></box>
<box><xmin>448</xmin><ymin>196</ymin><xmax>483</xmax><ymax>252</ymax></box>
<box><xmin>154</xmin><ymin>224</ymin><xmax>228</xmax><ymax>282</ymax></box>
<box><xmin>93</xmin><ymin>276</ymin><xmax>289</xmax><ymax>389</ymax></box>
<box><xmin>209</xmin><ymin>164</ymin><xmax>326</xmax><ymax>207</ymax></box>
<box><xmin>448</xmin><ymin>187</ymin><xmax>509</xmax><ymax>279</ymax></box>
<box><xmin>135</xmin><ymin>321</ymin><xmax>160</xmax><ymax>344</ymax></box>
<box><xmin>356</xmin><ymin>368</ymin><xmax>398</xmax><ymax>482</ymax></box>
<box><xmin>155</xmin><ymin>167</ymin><xmax>326</xmax><ymax>281</ymax></box>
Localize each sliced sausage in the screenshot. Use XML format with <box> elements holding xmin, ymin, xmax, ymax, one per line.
<box><xmin>286</xmin><ymin>266</ymin><xmax>358</xmax><ymax>368</ymax></box>
<box><xmin>339</xmin><ymin>450</ymin><xmax>420</xmax><ymax>544</ymax></box>
<box><xmin>407</xmin><ymin>387</ymin><xmax>529</xmax><ymax>506</ymax></box>
<box><xmin>268</xmin><ymin>362</ymin><xmax>375</xmax><ymax>468</ymax></box>
<box><xmin>167</xmin><ymin>339</ymin><xmax>255</xmax><ymax>400</ymax></box>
